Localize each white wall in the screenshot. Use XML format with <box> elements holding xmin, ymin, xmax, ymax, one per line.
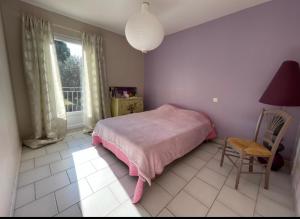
<box><xmin>0</xmin><ymin>10</ymin><xmax>22</xmax><ymax>216</ymax></box>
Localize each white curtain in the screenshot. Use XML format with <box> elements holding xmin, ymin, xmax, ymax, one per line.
<box><xmin>22</xmin><ymin>14</ymin><xmax>67</xmax><ymax>148</ymax></box>
<box><xmin>82</xmin><ymin>32</ymin><xmax>111</xmax><ymax>130</ymax></box>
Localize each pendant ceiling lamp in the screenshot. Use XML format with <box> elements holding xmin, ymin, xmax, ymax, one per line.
<box><xmin>125</xmin><ymin>1</ymin><xmax>164</xmax><ymax>53</ymax></box>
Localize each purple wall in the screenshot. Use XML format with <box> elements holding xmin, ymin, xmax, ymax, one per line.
<box><xmin>145</xmin><ymin>0</ymin><xmax>300</xmax><ymax>160</ymax></box>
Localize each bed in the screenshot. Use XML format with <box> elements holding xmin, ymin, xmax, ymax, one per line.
<box><xmin>92</xmin><ymin>104</ymin><xmax>216</xmax><ymax>203</ymax></box>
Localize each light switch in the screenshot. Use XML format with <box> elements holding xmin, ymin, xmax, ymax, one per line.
<box><xmin>213</xmin><ymin>98</ymin><xmax>218</xmax><ymax>103</ymax></box>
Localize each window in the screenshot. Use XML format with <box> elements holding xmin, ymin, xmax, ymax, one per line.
<box><xmin>55</xmin><ymin>37</ymin><xmax>83</xmax><ymax>129</ymax></box>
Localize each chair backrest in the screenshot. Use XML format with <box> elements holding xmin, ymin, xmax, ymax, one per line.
<box><xmin>254</xmin><ymin>109</ymin><xmax>293</xmax><ymax>156</ymax></box>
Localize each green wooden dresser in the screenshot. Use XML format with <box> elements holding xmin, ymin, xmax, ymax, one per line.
<box><xmin>111</xmin><ymin>97</ymin><xmax>143</xmax><ymax>117</ymax></box>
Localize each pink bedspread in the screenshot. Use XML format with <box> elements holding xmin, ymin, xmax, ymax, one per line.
<box><xmin>93</xmin><ymin>104</ymin><xmax>215</xmax><ymax>185</ymax></box>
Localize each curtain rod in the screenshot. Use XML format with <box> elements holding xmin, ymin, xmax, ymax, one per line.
<box><xmin>52</xmin><ymin>23</ymin><xmax>81</xmax><ymax>34</ymax></box>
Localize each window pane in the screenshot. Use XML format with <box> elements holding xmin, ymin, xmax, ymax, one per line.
<box><xmin>55</xmin><ymin>39</ymin><xmax>82</xmax><ymax>113</ymax></box>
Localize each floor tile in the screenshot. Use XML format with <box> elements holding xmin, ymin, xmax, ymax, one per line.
<box><xmin>71</xmin><ymin>133</ymin><xmax>88</xmax><ymax>140</ymax></box>
<box><xmin>15</xmin><ymin>132</ymin><xmax>296</xmax><ymax>217</ymax></box>
<box><xmin>108</xmin><ymin>200</ymin><xmax>150</xmax><ymax>217</ymax></box>
<box><xmin>207</xmin><ymin>200</ymin><xmax>239</xmax><ymax>217</ymax></box>
<box><xmin>167</xmin><ymin>191</ymin><xmax>208</xmax><ymax>217</ymax></box>
<box><xmin>67</xmin><ymin>162</ymin><xmax>96</xmax><ymax>183</ymax></box>
<box><xmin>198</xmin><ymin>142</ymin><xmax>221</xmax><ymax>155</ymax></box>
<box><xmin>22</xmin><ymin>146</ymin><xmax>33</xmax><ymax>154</ymax></box>
<box><xmin>256</xmin><ymin>194</ymin><xmax>295</xmax><ymax>217</ymax></box>
<box><xmin>90</xmin><ymin>157</ymin><xmax>110</xmax><ymax>170</ymax></box>
<box><xmin>192</xmin><ymin>149</ymin><xmax>214</xmax><ymax>162</ymax></box>
<box><xmin>109</xmin><ymin>162</ymin><xmax>129</xmax><ymax>178</ymax></box>
<box><xmin>217</xmin><ymin>186</ymin><xmax>255</xmax><ymax>217</ymax></box>
<box><xmin>182</xmin><ymin>155</ymin><xmax>206</xmax><ymax>170</ymax></box>
<box><xmin>21</xmin><ymin>148</ymin><xmax>46</xmax><ymax>161</ymax></box>
<box><xmin>59</xmin><ymin>146</ymin><xmax>82</xmax><ymax>159</ymax></box>
<box><xmin>196</xmin><ymin>167</ymin><xmax>226</xmax><ymax>190</ymax></box>
<box><xmin>63</xmin><ymin>135</ymin><xmax>74</xmax><ymax>143</ymax></box>
<box><xmin>212</xmin><ymin>139</ymin><xmax>225</xmax><ymax>145</ymax></box>
<box><xmin>71</xmin><ymin>147</ymin><xmax>101</xmax><ymax>165</ymax></box>
<box><xmin>15</xmin><ymin>184</ymin><xmax>35</xmax><ymax>209</ymax></box>
<box><xmin>170</xmin><ymin>162</ymin><xmax>198</xmax><ymax>181</ymax></box>
<box><xmin>55</xmin><ymin>179</ymin><xmax>93</xmax><ymax>212</ymax></box>
<box><xmin>55</xmin><ymin>204</ymin><xmax>82</xmax><ymax>217</ymax></box>
<box><xmin>78</xmin><ymin>135</ymin><xmax>92</xmax><ymax>141</ymax></box>
<box><xmin>35</xmin><ymin>152</ymin><xmax>61</xmax><ymax>167</ymax></box>
<box><xmin>14</xmin><ymin>193</ymin><xmax>58</xmax><ymax>217</ymax></box>
<box><xmin>80</xmin><ymin>143</ymin><xmax>95</xmax><ymax>149</ymax></box>
<box><xmin>80</xmin><ymin>188</ymin><xmax>119</xmax><ymax>217</ymax></box>
<box><xmin>67</xmin><ymin>138</ymin><xmax>85</xmax><ymax>148</ymax></box>
<box><xmin>259</xmin><ymin>183</ymin><xmax>294</xmax><ymax>210</ymax></box>
<box><xmin>268</xmin><ymin>171</ymin><xmax>293</xmax><ymax>192</ymax></box>
<box><xmin>206</xmin><ymin>158</ymin><xmax>233</xmax><ymax>177</ymax></box>
<box><xmin>18</xmin><ymin>165</ymin><xmax>51</xmax><ymax>187</ymax></box>
<box><xmin>19</xmin><ymin>159</ymin><xmax>34</xmax><ymax>173</ymax></box>
<box><xmin>86</xmin><ymin>168</ymin><xmax>118</xmax><ymax>192</ymax></box>
<box><xmin>214</xmin><ymin>150</ymin><xmax>237</xmax><ymax>165</ymax></box>
<box><xmin>230</xmin><ymin>167</ymin><xmax>262</xmax><ymax>185</ymax></box>
<box><xmin>157</xmin><ymin>208</ymin><xmax>174</xmax><ymax>217</ymax></box>
<box><xmin>45</xmin><ymin>142</ymin><xmax>68</xmax><ymax>154</ymax></box>
<box><xmin>140</xmin><ymin>183</ymin><xmax>173</xmax><ymax>216</ymax></box>
<box><xmin>93</xmin><ymin>145</ymin><xmax>110</xmax><ymax>156</ymax></box>
<box><xmin>101</xmin><ymin>152</ymin><xmax>120</xmax><ymax>165</ymax></box>
<box><xmin>90</xmin><ymin>154</ymin><xmax>118</xmax><ymax>170</ymax></box>
<box><xmin>79</xmin><ymin>139</ymin><xmax>94</xmax><ymax>149</ymax></box>
<box><xmin>155</xmin><ymin>171</ymin><xmax>186</xmax><ymax>196</ymax></box>
<box><xmin>50</xmin><ymin>157</ymin><xmax>75</xmax><ymax>174</ymax></box>
<box><xmin>184</xmin><ymin>178</ymin><xmax>219</xmax><ymax>208</ymax></box>
<box><xmin>109</xmin><ymin>175</ymin><xmax>137</xmax><ymax>203</ymax></box>
<box><xmin>226</xmin><ymin>171</ymin><xmax>259</xmax><ymax>200</ymax></box>
<box><xmin>36</xmin><ymin>172</ymin><xmax>70</xmax><ymax>199</ymax></box>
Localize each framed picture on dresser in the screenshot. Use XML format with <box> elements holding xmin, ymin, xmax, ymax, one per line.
<box><xmin>109</xmin><ymin>86</ymin><xmax>137</xmax><ymax>98</ymax></box>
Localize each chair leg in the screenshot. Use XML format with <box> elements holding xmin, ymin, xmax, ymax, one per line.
<box><xmin>249</xmin><ymin>157</ymin><xmax>254</xmax><ymax>172</ymax></box>
<box><xmin>235</xmin><ymin>152</ymin><xmax>244</xmax><ymax>190</ymax></box>
<box><xmin>220</xmin><ymin>138</ymin><xmax>228</xmax><ymax>167</ymax></box>
<box><xmin>264</xmin><ymin>158</ymin><xmax>272</xmax><ymax>190</ymax></box>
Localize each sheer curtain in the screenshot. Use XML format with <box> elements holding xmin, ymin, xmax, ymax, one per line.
<box><xmin>82</xmin><ymin>32</ymin><xmax>111</xmax><ymax>130</ymax></box>
<box><xmin>22</xmin><ymin>14</ymin><xmax>67</xmax><ymax>148</ymax></box>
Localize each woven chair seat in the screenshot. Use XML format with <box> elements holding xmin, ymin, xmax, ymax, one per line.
<box><xmin>228</xmin><ymin>137</ymin><xmax>272</xmax><ymax>157</ymax></box>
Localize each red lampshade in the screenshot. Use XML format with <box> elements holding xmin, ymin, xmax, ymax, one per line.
<box><xmin>259</xmin><ymin>60</ymin><xmax>300</xmax><ymax>106</ymax></box>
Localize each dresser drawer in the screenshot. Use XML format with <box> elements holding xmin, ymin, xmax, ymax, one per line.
<box><xmin>111</xmin><ymin>97</ymin><xmax>143</xmax><ymax>116</ymax></box>
<box><xmin>133</xmin><ymin>101</ymin><xmax>143</xmax><ymax>113</ymax></box>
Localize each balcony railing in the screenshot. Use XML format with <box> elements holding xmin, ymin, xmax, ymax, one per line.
<box><xmin>62</xmin><ymin>87</ymin><xmax>82</xmax><ymax>112</ymax></box>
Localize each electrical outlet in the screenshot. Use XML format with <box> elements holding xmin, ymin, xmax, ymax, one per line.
<box><xmin>213</xmin><ymin>98</ymin><xmax>218</xmax><ymax>103</ymax></box>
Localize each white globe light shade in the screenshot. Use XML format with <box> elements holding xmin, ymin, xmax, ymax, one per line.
<box><xmin>125</xmin><ymin>2</ymin><xmax>164</xmax><ymax>53</ymax></box>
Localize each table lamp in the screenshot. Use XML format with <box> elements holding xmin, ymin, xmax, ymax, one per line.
<box><xmin>260</xmin><ymin>60</ymin><xmax>300</xmax><ymax>106</ymax></box>
<box><xmin>258</xmin><ymin>60</ymin><xmax>300</xmax><ymax>170</ymax></box>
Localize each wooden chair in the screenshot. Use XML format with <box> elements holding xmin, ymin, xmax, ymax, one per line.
<box><xmin>220</xmin><ymin>109</ymin><xmax>292</xmax><ymax>189</ymax></box>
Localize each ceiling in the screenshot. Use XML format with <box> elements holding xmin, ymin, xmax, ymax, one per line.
<box><xmin>22</xmin><ymin>0</ymin><xmax>270</xmax><ymax>36</ymax></box>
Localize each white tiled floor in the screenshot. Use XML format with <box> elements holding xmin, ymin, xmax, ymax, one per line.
<box><xmin>14</xmin><ymin>132</ymin><xmax>296</xmax><ymax>217</ymax></box>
